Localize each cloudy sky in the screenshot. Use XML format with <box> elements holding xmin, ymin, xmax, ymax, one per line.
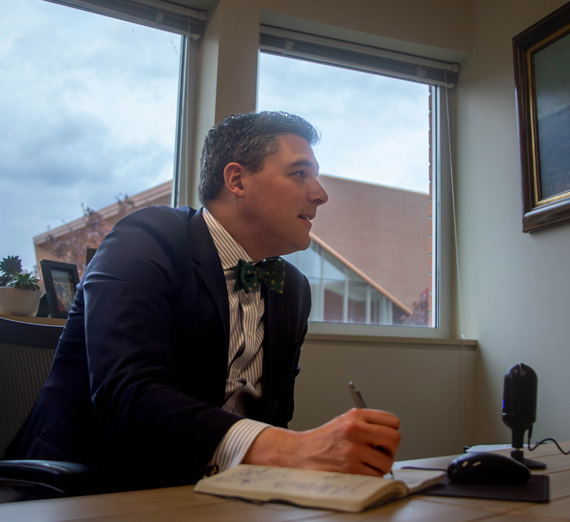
<box><xmin>258</xmin><ymin>53</ymin><xmax>429</xmax><ymax>192</ymax></box>
<box><xmin>1</xmin><ymin>0</ymin><xmax>428</xmax><ymax>271</ymax></box>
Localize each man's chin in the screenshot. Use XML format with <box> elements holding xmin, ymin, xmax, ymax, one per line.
<box><xmin>277</xmin><ymin>239</ymin><xmax>310</xmax><ymax>257</ymax></box>
<box><xmin>290</xmin><ymin>238</ymin><xmax>312</xmax><ymax>255</ymax></box>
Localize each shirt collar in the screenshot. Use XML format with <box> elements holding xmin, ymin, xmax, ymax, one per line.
<box><xmin>202</xmin><ymin>207</ymin><xmax>253</xmax><ymax>271</ymax></box>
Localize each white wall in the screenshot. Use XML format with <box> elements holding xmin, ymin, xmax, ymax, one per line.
<box><xmin>456</xmin><ymin>0</ymin><xmax>570</xmax><ymax>448</ymax></box>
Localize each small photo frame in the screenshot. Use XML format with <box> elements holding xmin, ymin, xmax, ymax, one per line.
<box><xmin>513</xmin><ymin>3</ymin><xmax>570</xmax><ymax>232</ymax></box>
<box><xmin>40</xmin><ymin>260</ymin><xmax>80</xmax><ymax>319</ymax></box>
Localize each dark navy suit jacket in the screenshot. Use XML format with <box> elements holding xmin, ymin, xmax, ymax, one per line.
<box><xmin>17</xmin><ymin>207</ymin><xmax>310</xmax><ymax>487</ymax></box>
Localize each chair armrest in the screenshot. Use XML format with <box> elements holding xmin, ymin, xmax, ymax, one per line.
<box><xmin>0</xmin><ymin>460</ymin><xmax>102</xmax><ymax>496</ymax></box>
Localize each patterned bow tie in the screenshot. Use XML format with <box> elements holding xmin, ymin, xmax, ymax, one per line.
<box><xmin>234</xmin><ymin>257</ymin><xmax>285</xmax><ymax>294</ymax></box>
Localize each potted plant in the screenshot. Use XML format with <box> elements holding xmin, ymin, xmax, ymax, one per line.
<box><xmin>0</xmin><ymin>255</ymin><xmax>42</xmax><ymax>317</ymax></box>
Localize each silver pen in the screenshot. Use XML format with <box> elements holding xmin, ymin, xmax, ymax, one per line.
<box><xmin>348</xmin><ymin>381</ymin><xmax>367</xmax><ymax>408</ymax></box>
<box><xmin>348</xmin><ymin>381</ymin><xmax>395</xmax><ymax>479</ymax></box>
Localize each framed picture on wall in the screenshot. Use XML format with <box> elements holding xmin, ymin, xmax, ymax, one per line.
<box><xmin>40</xmin><ymin>260</ymin><xmax>80</xmax><ymax>319</ymax></box>
<box><xmin>513</xmin><ymin>2</ymin><xmax>570</xmax><ymax>233</ymax></box>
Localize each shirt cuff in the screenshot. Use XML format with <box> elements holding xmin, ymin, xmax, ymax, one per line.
<box><xmin>208</xmin><ymin>418</ymin><xmax>270</xmax><ymax>473</ymax></box>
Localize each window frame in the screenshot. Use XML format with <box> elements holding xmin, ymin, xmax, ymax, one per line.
<box><xmin>258</xmin><ymin>32</ymin><xmax>456</xmax><ymax>339</ymax></box>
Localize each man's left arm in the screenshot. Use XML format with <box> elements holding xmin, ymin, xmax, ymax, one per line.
<box><xmin>242</xmin><ymin>267</ymin><xmax>401</xmax><ymax>476</ymax></box>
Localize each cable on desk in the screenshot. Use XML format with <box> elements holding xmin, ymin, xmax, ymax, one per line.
<box><xmin>528</xmin><ymin>436</ymin><xmax>570</xmax><ymax>455</ymax></box>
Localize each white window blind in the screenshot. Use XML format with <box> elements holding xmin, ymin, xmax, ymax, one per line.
<box><xmin>45</xmin><ymin>0</ymin><xmax>207</xmax><ymax>37</ymax></box>
<box><xmin>260</xmin><ymin>26</ymin><xmax>459</xmax><ymax>88</ymax></box>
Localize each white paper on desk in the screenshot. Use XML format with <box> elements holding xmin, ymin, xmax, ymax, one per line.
<box><xmin>465</xmin><ymin>444</ymin><xmax>513</xmax><ymax>453</ymax></box>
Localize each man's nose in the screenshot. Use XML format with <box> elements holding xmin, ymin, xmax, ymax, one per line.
<box><xmin>310</xmin><ymin>179</ymin><xmax>328</xmax><ymax>206</ymax></box>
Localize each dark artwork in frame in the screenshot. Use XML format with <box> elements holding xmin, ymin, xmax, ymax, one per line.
<box><xmin>513</xmin><ymin>2</ymin><xmax>570</xmax><ymax>232</ymax></box>
<box><xmin>534</xmin><ymin>33</ymin><xmax>570</xmax><ymax>199</ymax></box>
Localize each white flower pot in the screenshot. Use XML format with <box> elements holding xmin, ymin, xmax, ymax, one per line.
<box><xmin>0</xmin><ymin>287</ymin><xmax>41</xmax><ymax>317</ymax></box>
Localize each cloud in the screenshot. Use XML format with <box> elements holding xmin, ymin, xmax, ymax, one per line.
<box><xmin>0</xmin><ymin>105</ymin><xmax>173</xmax><ymax>187</ymax></box>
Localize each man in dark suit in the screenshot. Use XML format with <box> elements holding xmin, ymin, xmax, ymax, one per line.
<box><xmin>17</xmin><ymin>112</ymin><xmax>400</xmax><ymax>488</ymax></box>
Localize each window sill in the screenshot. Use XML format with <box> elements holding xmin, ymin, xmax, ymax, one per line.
<box><xmin>305</xmin><ymin>332</ymin><xmax>477</xmax><ymax>349</ymax></box>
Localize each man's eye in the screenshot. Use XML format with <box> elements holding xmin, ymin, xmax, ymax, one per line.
<box><xmin>292</xmin><ymin>171</ymin><xmax>306</xmax><ymax>179</ymax></box>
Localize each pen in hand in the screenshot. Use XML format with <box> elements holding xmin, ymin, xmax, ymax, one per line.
<box><xmin>348</xmin><ymin>381</ymin><xmax>367</xmax><ymax>408</ymax></box>
<box><xmin>348</xmin><ymin>381</ymin><xmax>395</xmax><ymax>479</ymax></box>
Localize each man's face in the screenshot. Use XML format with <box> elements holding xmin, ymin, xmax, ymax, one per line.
<box><xmin>240</xmin><ymin>133</ymin><xmax>328</xmax><ymax>259</ymax></box>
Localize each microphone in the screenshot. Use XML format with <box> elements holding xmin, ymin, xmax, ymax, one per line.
<box><xmin>501</xmin><ymin>363</ymin><xmax>545</xmax><ymax>469</ymax></box>
<box><xmin>502</xmin><ymin>363</ymin><xmax>537</xmax><ymax>448</ymax></box>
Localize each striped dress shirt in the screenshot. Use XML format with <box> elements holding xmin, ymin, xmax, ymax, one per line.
<box><xmin>202</xmin><ymin>208</ymin><xmax>270</xmax><ymax>472</ymax></box>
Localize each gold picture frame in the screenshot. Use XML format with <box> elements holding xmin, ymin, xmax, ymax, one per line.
<box><xmin>513</xmin><ymin>2</ymin><xmax>570</xmax><ymax>232</ymax></box>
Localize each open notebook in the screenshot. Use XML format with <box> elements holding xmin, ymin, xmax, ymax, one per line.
<box><xmin>194</xmin><ymin>465</ymin><xmax>445</xmax><ymax>512</ymax></box>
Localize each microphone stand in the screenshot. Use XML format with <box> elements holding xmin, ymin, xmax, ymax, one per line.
<box><xmin>509</xmin><ymin>427</ymin><xmax>546</xmax><ymax>470</ymax></box>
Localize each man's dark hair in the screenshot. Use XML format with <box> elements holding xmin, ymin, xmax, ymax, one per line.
<box><xmin>198</xmin><ymin>111</ymin><xmax>320</xmax><ymax>204</ymax></box>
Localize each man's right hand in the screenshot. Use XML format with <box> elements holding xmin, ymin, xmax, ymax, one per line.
<box><xmin>242</xmin><ymin>408</ymin><xmax>401</xmax><ymax>476</ymax></box>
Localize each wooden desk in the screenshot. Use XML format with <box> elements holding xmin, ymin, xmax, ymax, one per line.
<box><xmin>2</xmin><ymin>443</ymin><xmax>569</xmax><ymax>521</ymax></box>
<box><xmin>0</xmin><ymin>314</ymin><xmax>66</xmax><ymax>327</ymax></box>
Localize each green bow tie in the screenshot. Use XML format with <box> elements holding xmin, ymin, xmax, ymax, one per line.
<box><xmin>234</xmin><ymin>257</ymin><xmax>285</xmax><ymax>294</ymax></box>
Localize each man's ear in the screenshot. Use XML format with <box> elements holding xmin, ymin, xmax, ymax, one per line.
<box><xmin>223</xmin><ymin>162</ymin><xmax>246</xmax><ymax>197</ymax></box>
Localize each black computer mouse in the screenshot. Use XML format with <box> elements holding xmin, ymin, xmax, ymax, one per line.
<box><xmin>447</xmin><ymin>452</ymin><xmax>531</xmax><ymax>485</ymax></box>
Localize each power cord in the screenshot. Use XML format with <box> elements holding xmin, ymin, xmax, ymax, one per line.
<box><xmin>528</xmin><ymin>434</ymin><xmax>570</xmax><ymax>455</ymax></box>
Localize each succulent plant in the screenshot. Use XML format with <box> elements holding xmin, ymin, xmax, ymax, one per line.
<box><xmin>0</xmin><ymin>255</ymin><xmax>40</xmax><ymax>290</ymax></box>
<box><xmin>8</xmin><ymin>272</ymin><xmax>40</xmax><ymax>290</ymax></box>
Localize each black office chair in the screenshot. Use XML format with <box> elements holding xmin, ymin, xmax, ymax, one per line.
<box><xmin>0</xmin><ymin>317</ymin><xmax>101</xmax><ymax>503</ymax></box>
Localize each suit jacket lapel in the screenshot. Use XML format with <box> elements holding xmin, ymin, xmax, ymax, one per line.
<box><xmin>189</xmin><ymin>209</ymin><xmax>230</xmax><ymax>348</ymax></box>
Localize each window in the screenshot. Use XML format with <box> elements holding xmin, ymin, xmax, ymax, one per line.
<box><xmin>257</xmin><ymin>29</ymin><xmax>456</xmax><ymax>335</ymax></box>
<box><xmin>0</xmin><ymin>0</ymin><xmax>200</xmax><ymax>279</ymax></box>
